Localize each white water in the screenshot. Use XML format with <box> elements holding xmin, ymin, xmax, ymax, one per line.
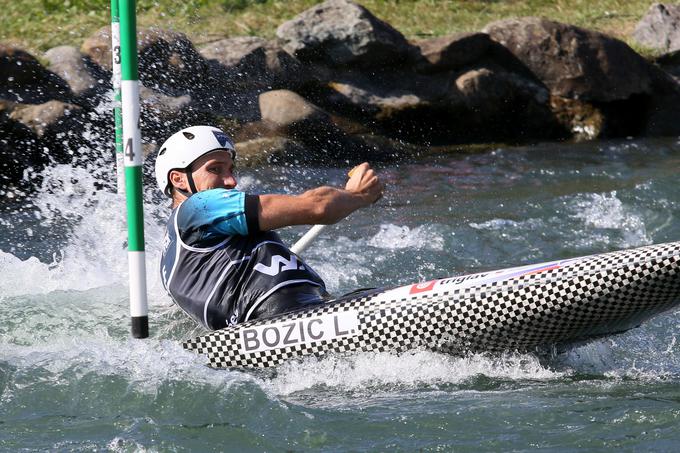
<box><xmin>3</xmin><ymin>145</ymin><xmax>680</xmax><ymax>451</ymax></box>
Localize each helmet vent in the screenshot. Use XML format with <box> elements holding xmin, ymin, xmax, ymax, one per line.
<box><xmin>183</xmin><ymin>131</ymin><xmax>195</xmax><ymax>140</ymax></box>
<box><xmin>158</xmin><ymin>147</ymin><xmax>166</xmax><ymax>156</ymax></box>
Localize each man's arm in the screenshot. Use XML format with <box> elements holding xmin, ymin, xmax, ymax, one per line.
<box><xmin>257</xmin><ymin>162</ymin><xmax>383</xmax><ymax>231</ymax></box>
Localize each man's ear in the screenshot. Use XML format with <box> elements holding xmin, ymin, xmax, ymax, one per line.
<box><xmin>169</xmin><ymin>170</ymin><xmax>187</xmax><ymax>191</ymax></box>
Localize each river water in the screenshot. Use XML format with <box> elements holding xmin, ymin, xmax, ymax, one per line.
<box><xmin>1</xmin><ymin>136</ymin><xmax>680</xmax><ymax>451</ymax></box>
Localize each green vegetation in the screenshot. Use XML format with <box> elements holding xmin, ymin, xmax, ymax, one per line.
<box><xmin>1</xmin><ymin>0</ymin><xmax>656</xmax><ymax>56</ymax></box>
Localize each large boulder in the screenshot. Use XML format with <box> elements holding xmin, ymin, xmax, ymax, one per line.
<box><xmin>632</xmin><ymin>3</ymin><xmax>680</xmax><ymax>53</ymax></box>
<box><xmin>8</xmin><ymin>100</ymin><xmax>82</xmax><ymax>138</ymax></box>
<box><xmin>199</xmin><ymin>36</ymin><xmax>313</xmax><ymax>91</ymax></box>
<box><xmin>276</xmin><ymin>0</ymin><xmax>421</xmax><ymax>68</ymax></box>
<box><xmin>446</xmin><ymin>66</ymin><xmax>566</xmax><ymax>142</ymax></box>
<box><xmin>82</xmin><ymin>27</ymin><xmax>209</xmax><ymax>95</ymax></box>
<box><xmin>6</xmin><ymin>99</ymin><xmax>108</xmax><ymax>165</ymax></box>
<box><xmin>307</xmin><ymin>66</ymin><xmax>452</xmax><ymax>143</ymax></box>
<box><xmin>328</xmin><ymin>81</ymin><xmax>428</xmax><ymax>119</ymax></box>
<box><xmin>44</xmin><ymin>46</ymin><xmax>105</xmax><ymax>99</ymax></box>
<box><xmin>0</xmin><ymin>44</ymin><xmax>72</xmax><ymax>104</ymax></box>
<box><xmin>138</xmin><ymin>86</ymin><xmax>217</xmax><ymax>144</ymax></box>
<box><xmin>258</xmin><ymin>89</ymin><xmax>370</xmax><ymax>159</ymax></box>
<box><xmin>483</xmin><ymin>17</ymin><xmax>654</xmax><ymax>102</ymax></box>
<box><xmin>235</xmin><ymin>136</ymin><xmax>308</xmax><ymax>166</ymax></box>
<box><xmin>259</xmin><ymin>89</ymin><xmax>332</xmax><ymax>132</ymax></box>
<box><xmin>414</xmin><ymin>32</ymin><xmax>493</xmax><ymax>73</ymax></box>
<box><xmin>0</xmin><ymin>101</ymin><xmax>44</xmax><ymax>191</ymax></box>
<box><xmin>81</xmin><ymin>27</ymin><xmax>115</xmax><ymax>70</ymax></box>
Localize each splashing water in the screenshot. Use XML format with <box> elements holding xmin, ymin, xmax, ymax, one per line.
<box><xmin>2</xmin><ymin>136</ymin><xmax>680</xmax><ymax>450</ymax></box>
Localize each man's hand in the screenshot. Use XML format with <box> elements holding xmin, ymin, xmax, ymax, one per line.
<box><xmin>345</xmin><ymin>162</ymin><xmax>384</xmax><ymax>206</ymax></box>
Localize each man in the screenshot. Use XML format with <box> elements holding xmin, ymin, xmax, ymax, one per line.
<box><xmin>155</xmin><ymin>125</ymin><xmax>383</xmax><ymax>330</ymax></box>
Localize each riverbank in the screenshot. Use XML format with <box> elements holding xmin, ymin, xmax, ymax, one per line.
<box><xmin>3</xmin><ymin>0</ymin><xmax>680</xmax><ymax>197</ymax></box>
<box><xmin>0</xmin><ymin>0</ymin><xmax>662</xmax><ymax>57</ymax></box>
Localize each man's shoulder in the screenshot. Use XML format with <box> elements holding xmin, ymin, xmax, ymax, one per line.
<box><xmin>190</xmin><ymin>188</ymin><xmax>244</xmax><ymax>202</ymax></box>
<box><xmin>176</xmin><ymin>188</ymin><xmax>248</xmax><ymax>233</ymax></box>
<box><xmin>181</xmin><ymin>188</ymin><xmax>244</xmax><ymax>211</ymax></box>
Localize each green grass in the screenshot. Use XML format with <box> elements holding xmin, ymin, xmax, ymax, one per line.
<box><xmin>1</xmin><ymin>0</ymin><xmax>656</xmax><ymax>57</ymax></box>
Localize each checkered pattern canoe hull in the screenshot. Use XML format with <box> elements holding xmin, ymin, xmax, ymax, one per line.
<box><xmin>183</xmin><ymin>242</ymin><xmax>680</xmax><ymax>369</ymax></box>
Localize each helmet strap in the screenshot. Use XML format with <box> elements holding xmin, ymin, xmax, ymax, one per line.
<box><xmin>185</xmin><ymin>164</ymin><xmax>199</xmax><ymax>195</ymax></box>
<box><xmin>174</xmin><ymin>164</ymin><xmax>198</xmax><ymax>198</ymax></box>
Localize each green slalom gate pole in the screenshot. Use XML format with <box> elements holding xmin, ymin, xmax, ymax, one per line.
<box><xmin>119</xmin><ymin>0</ymin><xmax>149</xmax><ymax>338</ymax></box>
<box><xmin>111</xmin><ymin>0</ymin><xmax>125</xmax><ymax>194</ymax></box>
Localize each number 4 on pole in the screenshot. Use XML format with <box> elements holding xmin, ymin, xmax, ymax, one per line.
<box><xmin>125</xmin><ymin>138</ymin><xmax>135</xmax><ymax>162</ymax></box>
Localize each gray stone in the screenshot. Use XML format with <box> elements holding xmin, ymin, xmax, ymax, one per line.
<box><xmin>0</xmin><ymin>44</ymin><xmax>71</xmax><ymax>103</ymax></box>
<box><xmin>483</xmin><ymin>17</ymin><xmax>654</xmax><ymax>102</ymax></box>
<box><xmin>82</xmin><ymin>27</ymin><xmax>209</xmax><ymax>95</ymax></box>
<box><xmin>276</xmin><ymin>0</ymin><xmax>420</xmax><ymax>68</ymax></box>
<box><xmin>328</xmin><ymin>81</ymin><xmax>430</xmax><ymax>120</ymax></box>
<box><xmin>200</xmin><ymin>36</ymin><xmax>269</xmax><ymax>68</ymax></box>
<box><xmin>235</xmin><ymin>136</ymin><xmax>307</xmax><ymax>166</ymax></box>
<box><xmin>81</xmin><ymin>26</ymin><xmax>114</xmax><ymax>71</ymax></box>
<box><xmin>44</xmin><ymin>46</ymin><xmax>99</xmax><ymax>96</ymax></box>
<box><xmin>8</xmin><ymin>100</ymin><xmax>82</xmax><ymax>137</ymax></box>
<box><xmin>445</xmin><ymin>66</ymin><xmax>564</xmax><ymax>142</ymax></box>
<box><xmin>258</xmin><ymin>89</ymin><xmax>366</xmax><ymax>158</ymax></box>
<box><xmin>199</xmin><ymin>36</ymin><xmax>312</xmax><ymax>90</ymax></box>
<box><xmin>0</xmin><ymin>101</ymin><xmax>44</xmax><ymax>190</ymax></box>
<box><xmin>632</xmin><ymin>3</ymin><xmax>680</xmax><ymax>53</ymax></box>
<box><xmin>259</xmin><ymin>89</ymin><xmax>330</xmax><ymax>129</ymax></box>
<box><xmin>137</xmin><ymin>86</ymin><xmax>218</xmax><ymax>144</ymax></box>
<box><xmin>415</xmin><ymin>32</ymin><xmax>492</xmax><ymax>73</ymax></box>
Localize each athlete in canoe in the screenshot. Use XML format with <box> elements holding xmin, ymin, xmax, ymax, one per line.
<box><xmin>155</xmin><ymin>125</ymin><xmax>383</xmax><ymax>330</ymax></box>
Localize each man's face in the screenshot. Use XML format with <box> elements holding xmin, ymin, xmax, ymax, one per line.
<box><xmin>170</xmin><ymin>150</ymin><xmax>237</xmax><ymax>194</ymax></box>
<box><xmin>191</xmin><ymin>150</ymin><xmax>237</xmax><ymax>191</ymax></box>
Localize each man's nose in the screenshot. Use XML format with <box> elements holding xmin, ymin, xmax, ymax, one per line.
<box><xmin>224</xmin><ymin>174</ymin><xmax>237</xmax><ymax>188</ymax></box>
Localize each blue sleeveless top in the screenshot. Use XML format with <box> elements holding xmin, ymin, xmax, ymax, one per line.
<box><xmin>160</xmin><ymin>188</ymin><xmax>327</xmax><ymax>330</ymax></box>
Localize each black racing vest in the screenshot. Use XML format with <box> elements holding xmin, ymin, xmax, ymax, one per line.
<box><xmin>160</xmin><ymin>209</ymin><xmax>327</xmax><ymax>330</ymax></box>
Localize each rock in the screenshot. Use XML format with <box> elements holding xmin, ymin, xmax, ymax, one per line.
<box><xmin>199</xmin><ymin>36</ymin><xmax>313</xmax><ymax>90</ymax></box>
<box><xmin>235</xmin><ymin>136</ymin><xmax>308</xmax><ymax>165</ymax></box>
<box><xmin>259</xmin><ymin>89</ymin><xmax>331</xmax><ymax>129</ymax></box>
<box><xmin>0</xmin><ymin>102</ymin><xmax>44</xmax><ymax>190</ymax></box>
<box><xmin>448</xmin><ymin>66</ymin><xmax>565</xmax><ymax>142</ymax></box>
<box><xmin>201</xmin><ymin>36</ymin><xmax>269</xmax><ymax>68</ymax></box>
<box><xmin>44</xmin><ymin>46</ymin><xmax>103</xmax><ymax>97</ymax></box>
<box><xmin>81</xmin><ymin>27</ymin><xmax>114</xmax><ymax>70</ymax></box>
<box><xmin>82</xmin><ymin>27</ymin><xmax>209</xmax><ymax>95</ymax></box>
<box><xmin>632</xmin><ymin>3</ymin><xmax>680</xmax><ymax>53</ymax></box>
<box><xmin>328</xmin><ymin>81</ymin><xmax>430</xmax><ymax>120</ymax></box>
<box><xmin>643</xmin><ymin>69</ymin><xmax>680</xmax><ymax>136</ymax></box>
<box><xmin>655</xmin><ymin>49</ymin><xmax>680</xmax><ymax>78</ymax></box>
<box><xmin>316</xmin><ymin>69</ymin><xmax>462</xmax><ymax>144</ymax></box>
<box><xmin>138</xmin><ymin>86</ymin><xmax>217</xmax><ymax>144</ymax></box>
<box><xmin>258</xmin><ymin>89</ymin><xmax>368</xmax><ymax>159</ymax></box>
<box><xmin>140</xmin><ymin>85</ymin><xmax>191</xmax><ymax>116</ymax></box>
<box><xmin>454</xmin><ymin>67</ymin><xmax>546</xmax><ymax>114</ymax></box>
<box><xmin>414</xmin><ymin>32</ymin><xmax>492</xmax><ymax>73</ymax></box>
<box><xmin>0</xmin><ymin>44</ymin><xmax>72</xmax><ymax>103</ymax></box>
<box><xmin>6</xmin><ymin>100</ymin><xmax>109</xmax><ymax>165</ymax></box>
<box><xmin>276</xmin><ymin>0</ymin><xmax>421</xmax><ymax>68</ymax></box>
<box><xmin>483</xmin><ymin>17</ymin><xmax>653</xmax><ymax>102</ymax></box>
<box><xmin>9</xmin><ymin>100</ymin><xmax>82</xmax><ymax>137</ymax></box>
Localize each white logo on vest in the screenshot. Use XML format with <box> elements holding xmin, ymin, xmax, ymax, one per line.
<box><xmin>254</xmin><ymin>254</ymin><xmax>306</xmax><ymax>276</ymax></box>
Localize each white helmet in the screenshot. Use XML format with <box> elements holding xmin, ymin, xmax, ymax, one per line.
<box><xmin>155</xmin><ymin>125</ymin><xmax>236</xmax><ymax>197</ymax></box>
